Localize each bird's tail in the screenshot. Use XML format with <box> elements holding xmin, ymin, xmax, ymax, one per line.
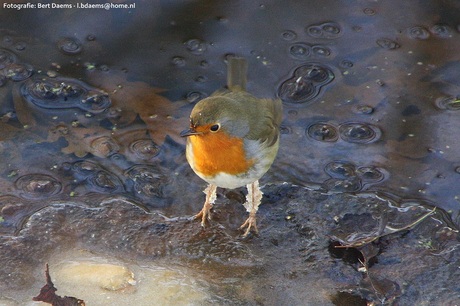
<box><xmin>227</xmin><ymin>57</ymin><xmax>248</xmax><ymax>91</ymax></box>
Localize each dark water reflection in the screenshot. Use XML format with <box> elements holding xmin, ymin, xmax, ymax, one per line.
<box><xmin>0</xmin><ymin>0</ymin><xmax>460</xmax><ymax>305</ymax></box>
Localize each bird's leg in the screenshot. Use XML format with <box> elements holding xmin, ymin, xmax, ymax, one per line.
<box><xmin>194</xmin><ymin>184</ymin><xmax>217</xmax><ymax>227</ymax></box>
<box><xmin>240</xmin><ymin>180</ymin><xmax>263</xmax><ymax>237</ymax></box>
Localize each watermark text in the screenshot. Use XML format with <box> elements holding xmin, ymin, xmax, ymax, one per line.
<box><xmin>2</xmin><ymin>2</ymin><xmax>136</xmax><ymax>10</ymax></box>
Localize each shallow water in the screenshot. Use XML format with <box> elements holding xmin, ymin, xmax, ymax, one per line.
<box><xmin>0</xmin><ymin>1</ymin><xmax>460</xmax><ymax>305</ymax></box>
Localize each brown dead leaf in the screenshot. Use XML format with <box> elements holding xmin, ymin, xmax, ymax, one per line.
<box><xmin>360</xmin><ymin>273</ymin><xmax>401</xmax><ymax>304</ymax></box>
<box><xmin>86</xmin><ymin>69</ymin><xmax>187</xmax><ymax>145</ymax></box>
<box><xmin>0</xmin><ymin>122</ymin><xmax>22</xmax><ymax>141</ymax></box>
<box><xmin>33</xmin><ymin>263</ymin><xmax>85</xmax><ymax>306</ymax></box>
<box><xmin>113</xmin><ymin>126</ymin><xmax>160</xmax><ymax>162</ymax></box>
<box><xmin>12</xmin><ymin>83</ymin><xmax>37</xmax><ymax>128</ymax></box>
<box><xmin>47</xmin><ymin>123</ymin><xmax>119</xmax><ymax>158</ymax></box>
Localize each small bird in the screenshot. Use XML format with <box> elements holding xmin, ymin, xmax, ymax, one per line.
<box><xmin>180</xmin><ymin>57</ymin><xmax>283</xmax><ymax>237</ymax></box>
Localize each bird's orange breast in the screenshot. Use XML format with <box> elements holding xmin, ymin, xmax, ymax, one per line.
<box><xmin>189</xmin><ymin>131</ymin><xmax>254</xmax><ymax>177</ymax></box>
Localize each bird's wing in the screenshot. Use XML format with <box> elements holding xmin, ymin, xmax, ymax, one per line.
<box><xmin>244</xmin><ymin>97</ymin><xmax>283</xmax><ymax>147</ymax></box>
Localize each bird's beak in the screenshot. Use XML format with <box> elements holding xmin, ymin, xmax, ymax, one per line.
<box><xmin>180</xmin><ymin>127</ymin><xmax>200</xmax><ymax>137</ymax></box>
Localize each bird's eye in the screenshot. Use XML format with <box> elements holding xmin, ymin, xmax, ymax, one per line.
<box><xmin>210</xmin><ymin>124</ymin><xmax>220</xmax><ymax>132</ymax></box>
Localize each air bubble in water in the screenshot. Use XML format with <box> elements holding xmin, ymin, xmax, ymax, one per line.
<box><xmin>339</xmin><ymin>60</ymin><xmax>354</xmax><ymax>69</ymax></box>
<box><xmin>186</xmin><ymin>91</ymin><xmax>205</xmax><ymax>103</ymax></box>
<box><xmin>4</xmin><ymin>63</ymin><xmax>33</xmax><ymax>81</ymax></box>
<box><xmin>435</xmin><ymin>96</ymin><xmax>460</xmax><ymax>111</ymax></box>
<box><xmin>339</xmin><ymin>122</ymin><xmax>382</xmax><ymax>143</ymax></box>
<box><xmin>363</xmin><ymin>8</ymin><xmax>376</xmax><ymax>15</ymax></box>
<box><xmin>294</xmin><ymin>64</ymin><xmax>333</xmax><ymax>83</ymax></box>
<box><xmin>279</xmin><ymin>125</ymin><xmax>292</xmax><ymax>135</ymax></box>
<box><xmin>312</xmin><ymin>45</ymin><xmax>331</xmax><ymax>57</ymax></box>
<box><xmin>356</xmin><ymin>166</ymin><xmax>387</xmax><ymax>182</ymax></box>
<box><xmin>21</xmin><ymin>77</ymin><xmax>111</xmax><ymax>113</ymax></box>
<box><xmin>14</xmin><ymin>42</ymin><xmax>26</xmax><ymax>51</ymax></box>
<box><xmin>430</xmin><ymin>24</ymin><xmax>453</xmax><ymax>38</ymax></box>
<box><xmin>376</xmin><ymin>38</ymin><xmax>400</xmax><ymax>50</ymax></box>
<box><xmin>195</xmin><ymin>75</ymin><xmax>207</xmax><ymax>83</ymax></box>
<box><xmin>200</xmin><ymin>60</ymin><xmax>209</xmax><ymax>68</ymax></box>
<box><xmin>353</xmin><ymin>104</ymin><xmax>374</xmax><ymax>114</ymax></box>
<box><xmin>15</xmin><ymin>174</ymin><xmax>61</xmax><ymax>199</ymax></box>
<box><xmin>278</xmin><ymin>77</ymin><xmax>316</xmax><ymax>104</ymax></box>
<box><xmin>307</xmin><ymin>26</ymin><xmax>322</xmax><ymax>38</ymax></box>
<box><xmin>70</xmin><ymin>160</ymin><xmax>99</xmax><ymax>173</ymax></box>
<box><xmin>306</xmin><ymin>21</ymin><xmax>342</xmax><ymax>39</ymax></box>
<box><xmin>281</xmin><ymin>30</ymin><xmax>297</xmax><ymax>41</ymax></box>
<box><xmin>278</xmin><ymin>63</ymin><xmax>334</xmax><ymax>104</ymax></box>
<box><xmin>2</xmin><ymin>36</ymin><xmax>13</xmax><ymax>45</ymax></box>
<box><xmin>171</xmin><ymin>56</ymin><xmax>186</xmax><ymax>66</ymax></box>
<box><xmin>0</xmin><ymin>48</ymin><xmax>17</xmax><ymax>69</ymax></box>
<box><xmin>324</xmin><ymin>161</ymin><xmax>356</xmax><ymax>179</ymax></box>
<box><xmin>289</xmin><ymin>43</ymin><xmax>311</xmax><ymax>60</ymax></box>
<box><xmin>90</xmin><ymin>136</ymin><xmax>120</xmax><ymax>157</ymax></box>
<box><xmin>129</xmin><ymin>139</ymin><xmax>160</xmax><ymax>160</ymax></box>
<box><xmin>407</xmin><ymin>26</ymin><xmax>430</xmax><ymax>40</ymax></box>
<box><xmin>68</xmin><ymin>161</ymin><xmax>124</xmax><ymax>193</ymax></box>
<box><xmin>86</xmin><ymin>34</ymin><xmax>96</xmax><ymax>41</ymax></box>
<box><xmin>185</xmin><ymin>39</ymin><xmax>207</xmax><ymax>55</ymax></box>
<box><xmin>99</xmin><ymin>65</ymin><xmax>109</xmax><ymax>72</ymax></box>
<box><xmin>81</xmin><ymin>91</ymin><xmax>111</xmax><ymax>114</ymax></box>
<box><xmin>57</xmin><ymin>37</ymin><xmax>83</xmax><ymax>55</ymax></box>
<box><xmin>89</xmin><ymin>171</ymin><xmax>122</xmax><ymax>192</ymax></box>
<box><xmin>322</xmin><ymin>23</ymin><xmax>341</xmax><ymax>37</ymax></box>
<box><xmin>125</xmin><ymin>165</ymin><xmax>165</xmax><ymax>198</ymax></box>
<box><xmin>307</xmin><ymin>123</ymin><xmax>338</xmax><ymax>142</ymax></box>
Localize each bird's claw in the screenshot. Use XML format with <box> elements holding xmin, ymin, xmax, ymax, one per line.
<box><xmin>193</xmin><ymin>206</ymin><xmax>212</xmax><ymax>228</ymax></box>
<box><xmin>239</xmin><ymin>214</ymin><xmax>259</xmax><ymax>238</ymax></box>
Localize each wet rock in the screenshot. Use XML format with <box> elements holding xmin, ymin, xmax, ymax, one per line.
<box><xmin>0</xmin><ymin>183</ymin><xmax>459</xmax><ymax>304</ymax></box>
<box><xmin>54</xmin><ymin>261</ymin><xmax>135</xmax><ymax>292</ymax></box>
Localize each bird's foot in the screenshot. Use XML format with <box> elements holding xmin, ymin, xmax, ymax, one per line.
<box><xmin>239</xmin><ymin>214</ymin><xmax>259</xmax><ymax>238</ymax></box>
<box><xmin>193</xmin><ymin>203</ymin><xmax>212</xmax><ymax>227</ymax></box>
<box><xmin>193</xmin><ymin>184</ymin><xmax>217</xmax><ymax>228</ymax></box>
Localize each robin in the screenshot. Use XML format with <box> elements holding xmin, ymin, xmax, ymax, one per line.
<box><xmin>180</xmin><ymin>57</ymin><xmax>283</xmax><ymax>237</ymax></box>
